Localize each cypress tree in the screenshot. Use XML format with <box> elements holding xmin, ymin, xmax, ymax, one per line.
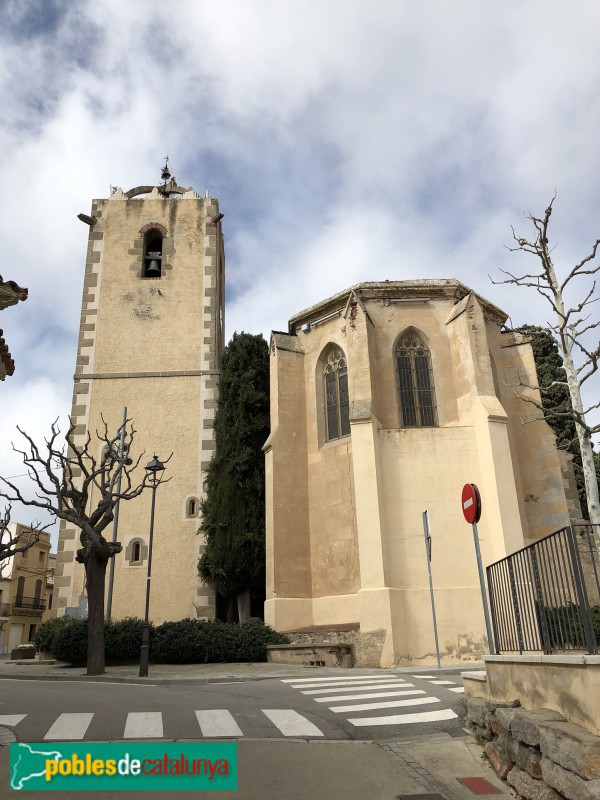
<box><xmin>198</xmin><ymin>332</ymin><xmax>270</xmax><ymax>621</ymax></box>
<box><xmin>523</xmin><ymin>326</ymin><xmax>599</xmax><ymax>519</ymax></box>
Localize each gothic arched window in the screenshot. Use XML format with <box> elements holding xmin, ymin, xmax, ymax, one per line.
<box><xmin>395</xmin><ymin>330</ymin><xmax>438</xmax><ymax>428</ymax></box>
<box><xmin>323</xmin><ymin>347</ymin><xmax>351</xmax><ymax>441</ymax></box>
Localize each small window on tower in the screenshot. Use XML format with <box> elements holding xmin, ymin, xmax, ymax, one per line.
<box><xmin>186</xmin><ymin>497</ymin><xmax>199</xmax><ymax>518</ymax></box>
<box><xmin>143</xmin><ymin>230</ymin><xmax>163</xmax><ymax>278</ymax></box>
<box><xmin>132</xmin><ymin>541</ymin><xmax>141</xmax><ymax>563</ymax></box>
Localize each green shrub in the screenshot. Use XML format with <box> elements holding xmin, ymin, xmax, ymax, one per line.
<box><xmin>235</xmin><ymin>617</ymin><xmax>290</xmax><ymax>662</ymax></box>
<box><xmin>204</xmin><ymin>620</ymin><xmax>238</xmax><ymax>663</ymax></box>
<box><xmin>105</xmin><ymin>617</ymin><xmax>148</xmax><ymax>664</ymax></box>
<box><xmin>591</xmin><ymin>604</ymin><xmax>600</xmax><ymax>643</ymax></box>
<box><xmin>152</xmin><ymin>619</ymin><xmax>206</xmax><ymax>664</ymax></box>
<box><xmin>33</xmin><ymin>617</ymin><xmax>70</xmax><ymax>654</ymax></box>
<box><xmin>47</xmin><ymin>615</ymin><xmax>292</xmax><ymax>666</ymax></box>
<box><xmin>51</xmin><ymin>619</ymin><xmax>88</xmax><ymax>666</ymax></box>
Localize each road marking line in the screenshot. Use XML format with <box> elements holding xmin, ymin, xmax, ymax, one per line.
<box><xmin>349</xmin><ymin>708</ymin><xmax>458</xmax><ymax>726</ymax></box>
<box><xmin>411</xmin><ymin>674</ymin><xmax>436</xmax><ymax>678</ymax></box>
<box><xmin>123</xmin><ymin>712</ymin><xmax>163</xmax><ymax>738</ymax></box>
<box><xmin>331</xmin><ymin>696</ymin><xmax>439</xmax><ymax>713</ymax></box>
<box><xmin>314</xmin><ymin>689</ymin><xmax>425</xmax><ymax>703</ymax></box>
<box><xmin>281</xmin><ymin>676</ymin><xmax>387</xmax><ymax>684</ymax></box>
<box><xmin>449</xmin><ymin>687</ymin><xmax>465</xmax><ymax>693</ymax></box>
<box><xmin>262</xmin><ymin>709</ymin><xmax>324</xmax><ymax>737</ymax></box>
<box><xmin>428</xmin><ymin>680</ymin><xmax>456</xmax><ymax>685</ymax></box>
<box><xmin>289</xmin><ymin>678</ymin><xmax>403</xmax><ymax>689</ymax></box>
<box><xmin>195</xmin><ymin>710</ymin><xmax>244</xmax><ymax>738</ymax></box>
<box><xmin>44</xmin><ymin>713</ymin><xmax>94</xmax><ymax>740</ymax></box>
<box><xmin>0</xmin><ymin>715</ymin><xmax>26</xmax><ymax>726</ymax></box>
<box><xmin>302</xmin><ymin>682</ymin><xmax>413</xmax><ymax>695</ymax></box>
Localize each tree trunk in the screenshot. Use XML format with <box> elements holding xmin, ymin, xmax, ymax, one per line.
<box><xmin>86</xmin><ymin>554</ymin><xmax>108</xmax><ymax>676</ymax></box>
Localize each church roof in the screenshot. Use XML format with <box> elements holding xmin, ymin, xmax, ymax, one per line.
<box><xmin>287</xmin><ymin>279</ymin><xmax>507</xmax><ymax>334</ymax></box>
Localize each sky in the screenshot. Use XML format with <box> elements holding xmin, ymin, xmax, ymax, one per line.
<box><xmin>1</xmin><ymin>0</ymin><xmax>600</xmax><ymax>546</ymax></box>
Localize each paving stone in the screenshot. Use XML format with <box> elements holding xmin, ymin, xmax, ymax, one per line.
<box><xmin>541</xmin><ymin>755</ymin><xmax>600</xmax><ymax>800</ymax></box>
<box><xmin>496</xmin><ymin>707</ymin><xmax>520</xmax><ymax>732</ymax></box>
<box><xmin>485</xmin><ymin>740</ymin><xmax>513</xmax><ymax>780</ymax></box>
<box><xmin>511</xmin><ymin>710</ymin><xmax>566</xmax><ymax>748</ymax></box>
<box><xmin>467</xmin><ymin>698</ymin><xmax>496</xmax><ymax>728</ymax></box>
<box><xmin>539</xmin><ymin>721</ymin><xmax>600</xmax><ymax>781</ymax></box>
<box><xmin>506</xmin><ymin>736</ymin><xmax>543</xmax><ymax>780</ymax></box>
<box><xmin>507</xmin><ymin>765</ymin><xmax>564</xmax><ymax>800</ymax></box>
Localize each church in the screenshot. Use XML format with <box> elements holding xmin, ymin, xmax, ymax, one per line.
<box><xmin>55</xmin><ymin>175</ymin><xmax>571</xmax><ymax>666</ymax></box>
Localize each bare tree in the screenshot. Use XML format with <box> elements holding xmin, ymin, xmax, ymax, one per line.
<box><xmin>492</xmin><ymin>196</ymin><xmax>600</xmax><ymax>541</ymax></box>
<box><xmin>0</xmin><ymin>417</ymin><xmax>163</xmax><ymax>675</ymax></box>
<box><xmin>0</xmin><ymin>504</ymin><xmax>51</xmax><ymax>577</ymax></box>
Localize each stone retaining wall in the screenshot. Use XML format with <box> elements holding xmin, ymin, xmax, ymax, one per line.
<box><xmin>285</xmin><ymin>627</ymin><xmax>386</xmax><ymax>668</ymax></box>
<box><xmin>464</xmin><ymin>697</ymin><xmax>600</xmax><ymax>800</ymax></box>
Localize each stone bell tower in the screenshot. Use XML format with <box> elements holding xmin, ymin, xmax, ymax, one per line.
<box><xmin>54</xmin><ymin>162</ymin><xmax>225</xmax><ymax>623</ymax></box>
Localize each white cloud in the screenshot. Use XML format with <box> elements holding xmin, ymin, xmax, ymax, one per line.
<box><xmin>1</xmin><ymin>0</ymin><xmax>599</xmax><ymax>530</ymax></box>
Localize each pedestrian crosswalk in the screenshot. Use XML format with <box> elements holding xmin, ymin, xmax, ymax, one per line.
<box><xmin>281</xmin><ymin>673</ymin><xmax>463</xmax><ymax>728</ymax></box>
<box><xmin>0</xmin><ymin>673</ymin><xmax>465</xmax><ymax>740</ymax></box>
<box><xmin>0</xmin><ymin>709</ymin><xmax>325</xmax><ymax>741</ymax></box>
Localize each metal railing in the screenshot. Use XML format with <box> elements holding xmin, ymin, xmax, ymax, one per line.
<box><xmin>12</xmin><ymin>596</ymin><xmax>46</xmax><ymax>612</ymax></box>
<box><xmin>0</xmin><ymin>602</ymin><xmax>11</xmax><ymax>617</ymax></box>
<box><xmin>487</xmin><ymin>525</ymin><xmax>599</xmax><ymax>655</ymax></box>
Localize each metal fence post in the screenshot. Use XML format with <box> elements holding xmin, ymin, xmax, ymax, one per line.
<box><xmin>566</xmin><ymin>526</ymin><xmax>598</xmax><ymax>655</ymax></box>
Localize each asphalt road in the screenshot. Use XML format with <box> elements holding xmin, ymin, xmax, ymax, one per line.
<box><xmin>0</xmin><ymin>672</ymin><xmax>465</xmax><ymax>742</ymax></box>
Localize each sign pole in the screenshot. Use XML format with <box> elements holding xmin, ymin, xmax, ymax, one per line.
<box><xmin>422</xmin><ymin>510</ymin><xmax>441</xmax><ymax>670</ymax></box>
<box><xmin>471</xmin><ymin>519</ymin><xmax>494</xmax><ymax>655</ymax></box>
<box><xmin>461</xmin><ymin>483</ymin><xmax>494</xmax><ymax>655</ymax></box>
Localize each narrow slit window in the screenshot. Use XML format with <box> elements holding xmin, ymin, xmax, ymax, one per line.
<box><xmin>323</xmin><ymin>348</ymin><xmax>351</xmax><ymax>441</ymax></box>
<box><xmin>395</xmin><ymin>331</ymin><xmax>438</xmax><ymax>428</ymax></box>
<box><xmin>132</xmin><ymin>541</ymin><xmax>141</xmax><ymax>563</ymax></box>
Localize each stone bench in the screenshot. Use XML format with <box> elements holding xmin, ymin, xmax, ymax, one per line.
<box><xmin>266</xmin><ymin>643</ymin><xmax>353</xmax><ymax>668</ymax></box>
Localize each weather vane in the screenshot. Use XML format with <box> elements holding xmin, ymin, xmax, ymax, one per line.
<box><xmin>161</xmin><ymin>156</ymin><xmax>171</xmax><ymax>188</ymax></box>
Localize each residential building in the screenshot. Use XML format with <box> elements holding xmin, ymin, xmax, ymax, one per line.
<box><xmin>0</xmin><ymin>525</ymin><xmax>51</xmax><ymax>652</ymax></box>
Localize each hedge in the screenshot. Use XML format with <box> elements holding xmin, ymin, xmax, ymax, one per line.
<box><xmin>35</xmin><ymin>616</ymin><xmax>290</xmax><ymax>666</ymax></box>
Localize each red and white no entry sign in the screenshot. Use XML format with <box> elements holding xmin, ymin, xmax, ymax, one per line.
<box><xmin>462</xmin><ymin>483</ymin><xmax>481</xmax><ymax>524</ymax></box>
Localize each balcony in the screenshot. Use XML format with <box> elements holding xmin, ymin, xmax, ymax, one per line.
<box><xmin>12</xmin><ymin>596</ymin><xmax>46</xmax><ymax>614</ymax></box>
<box><xmin>0</xmin><ymin>602</ymin><xmax>11</xmax><ymax>618</ymax></box>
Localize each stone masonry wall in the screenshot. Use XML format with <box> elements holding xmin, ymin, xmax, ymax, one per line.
<box><xmin>464</xmin><ymin>697</ymin><xmax>600</xmax><ymax>800</ymax></box>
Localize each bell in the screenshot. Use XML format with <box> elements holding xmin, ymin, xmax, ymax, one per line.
<box><xmin>145</xmin><ymin>259</ymin><xmax>161</xmax><ymax>277</ymax></box>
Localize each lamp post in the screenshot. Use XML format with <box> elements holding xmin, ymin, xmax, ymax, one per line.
<box><xmin>139</xmin><ymin>454</ymin><xmax>165</xmax><ymax>678</ymax></box>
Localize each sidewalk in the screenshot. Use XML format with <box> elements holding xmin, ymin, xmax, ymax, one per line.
<box><xmin>0</xmin><ymin>658</ymin><xmax>484</xmax><ymax>684</ymax></box>
<box><xmin>0</xmin><ymin>733</ymin><xmax>507</xmax><ymax>800</ymax></box>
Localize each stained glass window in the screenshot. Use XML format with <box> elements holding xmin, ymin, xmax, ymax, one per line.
<box><xmin>395</xmin><ymin>331</ymin><xmax>437</xmax><ymax>427</ymax></box>
<box><xmin>323</xmin><ymin>348</ymin><xmax>350</xmax><ymax>441</ymax></box>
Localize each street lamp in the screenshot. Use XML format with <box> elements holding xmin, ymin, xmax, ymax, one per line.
<box><xmin>139</xmin><ymin>454</ymin><xmax>165</xmax><ymax>678</ymax></box>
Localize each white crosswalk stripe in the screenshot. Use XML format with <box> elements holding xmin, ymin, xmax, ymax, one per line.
<box><xmin>262</xmin><ymin>709</ymin><xmax>324</xmax><ymax>737</ymax></box>
<box><xmin>281</xmin><ymin>675</ymin><xmax>385</xmax><ymax>683</ymax></box>
<box><xmin>349</xmin><ymin>708</ymin><xmax>458</xmax><ymax>726</ymax></box>
<box><xmin>123</xmin><ymin>712</ymin><xmax>163</xmax><ymax>738</ymax></box>
<box><xmin>281</xmin><ymin>674</ymin><xmax>461</xmax><ymax>729</ymax></box>
<box><xmin>0</xmin><ymin>715</ymin><xmax>26</xmax><ymax>726</ymax></box>
<box><xmin>0</xmin><ymin>709</ymin><xmax>325</xmax><ymax>740</ymax></box>
<box><xmin>288</xmin><ymin>678</ymin><xmax>402</xmax><ymax>689</ymax></box>
<box><xmin>195</xmin><ymin>710</ymin><xmax>244</xmax><ymax>737</ymax></box>
<box><xmin>448</xmin><ymin>687</ymin><xmax>465</xmax><ymax>693</ymax></box>
<box><xmin>44</xmin><ymin>713</ymin><xmax>94</xmax><ymax>740</ymax></box>
<box><xmin>314</xmin><ymin>689</ymin><xmax>424</xmax><ymax>703</ymax></box>
<box><xmin>428</xmin><ymin>680</ymin><xmax>456</xmax><ymax>685</ymax></box>
<box><xmin>301</xmin><ymin>681</ymin><xmax>412</xmax><ymax>695</ymax></box>
<box><xmin>330</xmin><ymin>696</ymin><xmax>439</xmax><ymax>714</ymax></box>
